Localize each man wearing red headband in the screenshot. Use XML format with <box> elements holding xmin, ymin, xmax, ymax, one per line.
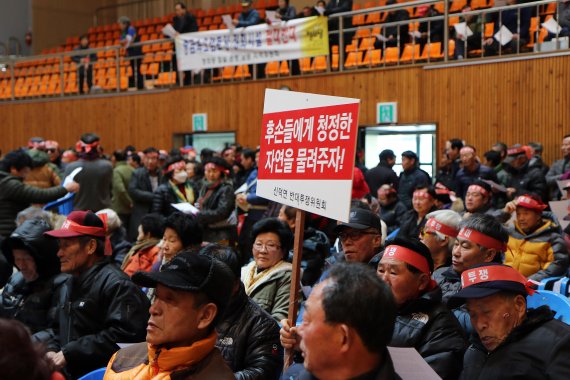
<box><xmin>421</xmin><ymin>209</ymin><xmax>462</xmax><ymax>270</ymax></box>
<box><xmin>450</xmin><ymin>263</ymin><xmax>570</xmax><ymax>379</ymax></box>
<box><xmin>378</xmin><ymin>237</ymin><xmax>467</xmax><ymax>379</ymax></box>
<box><xmin>504</xmin><ymin>194</ymin><xmax>569</xmax><ymax>281</ymax></box>
<box><xmin>464</xmin><ymin>180</ymin><xmax>493</xmax><ymax>216</ymax></box>
<box><xmin>434</xmin><ymin>214</ymin><xmax>508</xmax><ymax>334</ymax></box>
<box><xmin>34</xmin><ymin>211</ymin><xmax>149</xmax><ymax>379</ymax></box>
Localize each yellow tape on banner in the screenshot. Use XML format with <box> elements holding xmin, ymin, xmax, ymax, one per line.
<box><xmin>300</xmin><ymin>16</ymin><xmax>329</xmax><ymax>57</ymax></box>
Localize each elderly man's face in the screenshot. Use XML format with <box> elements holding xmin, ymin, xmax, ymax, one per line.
<box><xmin>460</xmin><ymin>149</ymin><xmax>476</xmax><ymax>168</ymax></box>
<box><xmin>144</xmin><ymin>152</ymin><xmax>159</xmax><ymax>172</ymax></box>
<box><xmin>147</xmin><ymin>284</ymin><xmax>214</xmax><ymax>347</ymax></box>
<box><xmin>339</xmin><ymin>227</ymin><xmax>381</xmax><ymax>263</ymax></box>
<box><xmin>377</xmin><ymin>258</ymin><xmax>425</xmax><ymax>307</ymax></box>
<box><xmin>451</xmin><ymin>237</ymin><xmax>496</xmax><ymax>273</ymax></box>
<box><xmin>467</xmin><ymin>293</ymin><xmax>524</xmax><ymax>352</ymax></box>
<box><xmin>13</xmin><ymin>249</ymin><xmax>39</xmax><ymax>282</ymax></box>
<box><xmin>515</xmin><ymin>207</ymin><xmax>542</xmax><ymax>234</ymax></box>
<box><xmin>298</xmin><ymin>279</ymin><xmax>342</xmax><ymax>378</ymax></box>
<box><xmin>57</xmin><ymin>238</ymin><xmax>95</xmax><ymax>276</ymax></box>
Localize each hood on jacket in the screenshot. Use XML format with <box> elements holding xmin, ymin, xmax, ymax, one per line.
<box><xmin>1</xmin><ymin>218</ymin><xmax>60</xmax><ymax>279</ymax></box>
<box><xmin>27</xmin><ymin>149</ymin><xmax>50</xmax><ymax>168</ymax></box>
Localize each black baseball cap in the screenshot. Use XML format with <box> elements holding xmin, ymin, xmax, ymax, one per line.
<box><xmin>334</xmin><ymin>208</ymin><xmax>382</xmax><ymax>233</ymax></box>
<box><xmin>133</xmin><ymin>252</ymin><xmax>235</xmax><ymax>318</ymax></box>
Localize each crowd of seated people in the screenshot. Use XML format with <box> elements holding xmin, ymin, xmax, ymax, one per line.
<box><xmin>1</xmin><ymin>131</ymin><xmax>570</xmax><ymax>378</ymax></box>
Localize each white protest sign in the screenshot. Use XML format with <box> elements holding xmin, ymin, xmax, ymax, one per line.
<box><xmin>256</xmin><ymin>89</ymin><xmax>360</xmax><ymax>223</ymax></box>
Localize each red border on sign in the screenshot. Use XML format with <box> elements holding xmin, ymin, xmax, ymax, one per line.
<box><xmin>258</xmin><ymin>103</ymin><xmax>359</xmax><ymax>180</ymax></box>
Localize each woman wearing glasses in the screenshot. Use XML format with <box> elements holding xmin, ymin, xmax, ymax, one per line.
<box><xmin>241</xmin><ymin>218</ymin><xmax>294</xmax><ymax>322</ymax></box>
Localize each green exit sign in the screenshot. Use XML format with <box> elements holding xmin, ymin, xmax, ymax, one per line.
<box><xmin>192</xmin><ymin>113</ymin><xmax>208</xmax><ymax>132</ymax></box>
<box><xmin>376</xmin><ymin>102</ymin><xmax>397</xmax><ymax>124</ymax></box>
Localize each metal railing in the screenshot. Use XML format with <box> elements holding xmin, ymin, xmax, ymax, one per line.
<box><xmin>0</xmin><ymin>0</ymin><xmax>567</xmax><ymax>102</ymax></box>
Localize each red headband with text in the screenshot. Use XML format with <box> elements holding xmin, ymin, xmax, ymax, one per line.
<box><xmin>384</xmin><ymin>245</ymin><xmax>431</xmax><ymax>274</ymax></box>
<box><xmin>75</xmin><ymin>140</ymin><xmax>100</xmax><ymax>153</ymax></box>
<box><xmin>457</xmin><ymin>227</ymin><xmax>506</xmax><ymax>252</ymax></box>
<box><xmin>461</xmin><ymin>265</ymin><xmax>535</xmax><ymax>295</ymax></box>
<box><xmin>516</xmin><ymin>195</ymin><xmax>547</xmax><ymax>212</ymax></box>
<box><xmin>425</xmin><ymin>218</ymin><xmax>459</xmax><ymax>237</ymax></box>
<box><xmin>467</xmin><ymin>185</ymin><xmax>489</xmax><ymax>197</ymax></box>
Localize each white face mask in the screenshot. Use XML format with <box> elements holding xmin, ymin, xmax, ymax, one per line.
<box><xmin>172</xmin><ymin>171</ymin><xmax>188</xmax><ymax>184</ymax></box>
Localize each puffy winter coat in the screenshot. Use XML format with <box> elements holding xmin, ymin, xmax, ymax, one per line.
<box><xmin>241</xmin><ymin>261</ymin><xmax>293</xmax><ymax>323</ymax></box>
<box><xmin>33</xmin><ymin>259</ymin><xmax>150</xmax><ymax>379</ymax></box>
<box><xmin>505</xmin><ymin>219</ymin><xmax>569</xmax><ymax>281</ymax></box>
<box><xmin>391</xmin><ymin>287</ymin><xmax>467</xmax><ymax>380</ymax></box>
<box><xmin>197</xmin><ymin>180</ymin><xmax>236</xmax><ymax>244</ymax></box>
<box><xmin>365</xmin><ymin>163</ymin><xmax>400</xmax><ymax>196</ymax></box>
<box><xmin>455</xmin><ymin>164</ymin><xmax>498</xmax><ymax>200</ymax></box>
<box><xmin>397</xmin><ymin>206</ymin><xmax>438</xmax><ymax>240</ymax></box>
<box><xmin>0</xmin><ymin>170</ymin><xmax>67</xmax><ymax>237</ymax></box>
<box><xmin>216</xmin><ymin>284</ymin><xmax>283</xmax><ymax>380</ymax></box>
<box><xmin>461</xmin><ymin>306</ymin><xmax>570</xmax><ymax>380</ymax></box>
<box><xmin>0</xmin><ymin>219</ymin><xmax>64</xmax><ymax>333</ymax></box>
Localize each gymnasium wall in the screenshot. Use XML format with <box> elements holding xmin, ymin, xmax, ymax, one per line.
<box><xmin>0</xmin><ymin>55</ymin><xmax>568</xmax><ymax>164</ymax></box>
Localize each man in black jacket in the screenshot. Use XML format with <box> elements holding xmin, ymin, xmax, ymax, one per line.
<box><xmin>72</xmin><ymin>35</ymin><xmax>97</xmax><ymax>94</ymax></box>
<box><xmin>378</xmin><ymin>238</ymin><xmax>466</xmax><ymax>380</ymax></box>
<box><xmin>202</xmin><ymin>244</ymin><xmax>283</xmax><ymax>380</ymax></box>
<box><xmin>398</xmin><ymin>151</ymin><xmax>431</xmax><ymax>210</ymax></box>
<box><xmin>128</xmin><ymin>147</ymin><xmax>162</xmax><ymax>240</ymax></box>
<box><xmin>503</xmin><ymin>145</ymin><xmax>548</xmax><ymax>203</ymax></box>
<box><xmin>35</xmin><ymin>211</ymin><xmax>149</xmax><ymax>379</ymax></box>
<box><xmin>451</xmin><ymin>263</ymin><xmax>570</xmax><ymax>379</ymax></box>
<box><xmin>365</xmin><ymin>149</ymin><xmax>399</xmax><ymax>197</ymax></box>
<box><xmin>171</xmin><ymin>2</ymin><xmax>198</xmax><ymax>85</ymax></box>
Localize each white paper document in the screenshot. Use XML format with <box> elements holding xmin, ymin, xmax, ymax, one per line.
<box><xmin>266</xmin><ymin>10</ymin><xmax>280</xmax><ymax>24</ymax></box>
<box><xmin>172</xmin><ymin>202</ymin><xmax>199</xmax><ymax>215</ymax></box>
<box><xmin>162</xmin><ymin>23</ymin><xmax>177</xmax><ymax>38</ymax></box>
<box><xmin>62</xmin><ymin>167</ymin><xmax>82</xmax><ymax>187</ymax></box>
<box><xmin>542</xmin><ymin>18</ymin><xmax>562</xmax><ymax>34</ymax></box>
<box><xmin>222</xmin><ymin>14</ymin><xmax>235</xmax><ymax>29</ymax></box>
<box><xmin>494</xmin><ymin>25</ymin><xmax>513</xmax><ymax>46</ymax></box>
<box><xmin>375</xmin><ymin>34</ymin><xmax>389</xmax><ymax>42</ymax></box>
<box><xmin>234</xmin><ymin>182</ymin><xmax>248</xmax><ymax>195</ymax></box>
<box><xmin>409</xmin><ymin>30</ymin><xmax>422</xmax><ymax>38</ymax></box>
<box><xmin>387</xmin><ymin>347</ymin><xmax>442</xmax><ymax>380</ymax></box>
<box><xmin>454</xmin><ymin>22</ymin><xmax>474</xmax><ymax>41</ymax></box>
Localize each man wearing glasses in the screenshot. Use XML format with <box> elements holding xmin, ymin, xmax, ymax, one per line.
<box><xmin>329</xmin><ymin>207</ymin><xmax>383</xmax><ymax>268</ymax></box>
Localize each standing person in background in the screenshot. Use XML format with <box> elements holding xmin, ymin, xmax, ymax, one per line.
<box><xmin>119</xmin><ymin>16</ymin><xmax>144</xmax><ymax>90</ymax></box>
<box><xmin>152</xmin><ymin>156</ymin><xmax>197</xmax><ymax>217</ymax></box>
<box><xmin>398</xmin><ymin>151</ymin><xmax>431</xmax><ymax>210</ymax></box>
<box><xmin>128</xmin><ymin>147</ymin><xmax>162</xmax><ymax>241</ymax></box>
<box><xmin>72</xmin><ymin>35</ymin><xmax>97</xmax><ymax>95</ymax></box>
<box><xmin>45</xmin><ymin>140</ymin><xmax>62</xmax><ymax>172</ymax></box>
<box><xmin>196</xmin><ymin>157</ymin><xmax>236</xmax><ymax>246</ymax></box>
<box><xmin>365</xmin><ymin>149</ymin><xmax>399</xmax><ymax>197</ymax></box>
<box><xmin>63</xmin><ymin>133</ymin><xmax>113</xmax><ymax>212</ymax></box>
<box><xmin>170</xmin><ymin>2</ymin><xmax>198</xmax><ymax>85</ymax></box>
<box><xmin>111</xmin><ymin>149</ymin><xmax>134</xmax><ymax>233</ymax></box>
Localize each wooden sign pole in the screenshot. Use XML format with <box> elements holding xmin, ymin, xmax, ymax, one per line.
<box><xmin>283</xmin><ymin>209</ymin><xmax>306</xmax><ymax>370</ymax></box>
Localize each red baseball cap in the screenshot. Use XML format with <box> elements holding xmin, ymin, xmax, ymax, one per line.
<box><xmin>45</xmin><ymin>211</ymin><xmax>107</xmax><ymax>239</ymax></box>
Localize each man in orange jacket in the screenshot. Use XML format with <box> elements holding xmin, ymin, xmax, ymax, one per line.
<box><xmin>104</xmin><ymin>252</ymin><xmax>236</xmax><ymax>379</ymax></box>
